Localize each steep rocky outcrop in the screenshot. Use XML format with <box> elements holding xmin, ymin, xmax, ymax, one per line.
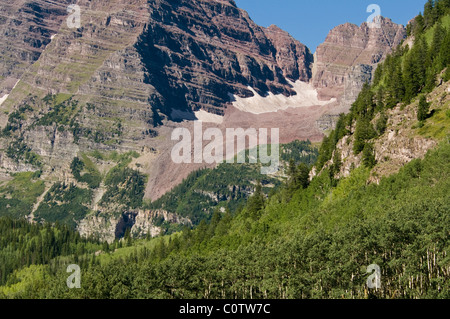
<box><xmin>316</xmin><ymin>81</ymin><xmax>449</xmax><ymax>182</ymax></box>
<box><xmin>263</xmin><ymin>24</ymin><xmax>313</xmax><ymax>82</ymax></box>
<box><xmin>136</xmin><ymin>0</ymin><xmax>313</xmax><ymax>117</ymax></box>
<box><xmin>130</xmin><ymin>209</ymin><xmax>192</xmax><ymax>238</ymax></box>
<box><xmin>78</xmin><ymin>209</ymin><xmax>191</xmax><ymax>243</ymax></box>
<box><xmin>312</xmin><ymin>17</ymin><xmax>406</xmax><ymax>102</ymax></box>
<box><xmin>312</xmin><ymin>17</ymin><xmax>406</xmax><ymax>131</ymax></box>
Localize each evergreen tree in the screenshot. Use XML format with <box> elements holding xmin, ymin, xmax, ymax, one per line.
<box><xmin>430</xmin><ymin>22</ymin><xmax>445</xmax><ymax>61</ymax></box>
<box><xmin>437</xmin><ymin>28</ymin><xmax>450</xmax><ymax>81</ymax></box>
<box><xmin>424</xmin><ymin>0</ymin><xmax>438</xmax><ymax>28</ymax></box>
<box><xmin>287</xmin><ymin>158</ymin><xmax>297</xmax><ymax>182</ymax></box>
<box><xmin>404</xmin><ymin>37</ymin><xmax>429</xmax><ymax>102</ymax></box>
<box><xmin>296</xmin><ymin>163</ymin><xmax>310</xmax><ymax>189</ymax></box>
<box><xmin>124</xmin><ymin>228</ymin><xmax>132</xmax><ymax>247</ymax></box>
<box><xmin>412</xmin><ymin>14</ymin><xmax>425</xmax><ymax>37</ymax></box>
<box><xmin>426</xmin><ymin>22</ymin><xmax>446</xmax><ymax>91</ymax></box>
<box><xmin>333</xmin><ymin>113</ymin><xmax>349</xmax><ymax>144</ymax></box>
<box><xmin>375</xmin><ymin>113</ymin><xmax>388</xmax><ymax>136</ymax></box>
<box><xmin>351</xmin><ymin>83</ymin><xmax>375</xmax><ymax>118</ymax></box>
<box><xmin>102</xmin><ymin>241</ymin><xmax>110</xmax><ymax>253</ymax></box>
<box><xmin>247</xmin><ymin>180</ymin><xmax>265</xmax><ymax>219</ymax></box>
<box><xmin>417</xmin><ymin>95</ymin><xmax>430</xmax><ymax>121</ymax></box>
<box><xmin>155</xmin><ymin>239</ymin><xmax>167</xmax><ymax>260</ymax></box>
<box><xmin>362</xmin><ymin>143</ymin><xmax>377</xmax><ymax>168</ymax></box>
<box><xmin>316</xmin><ymin>135</ymin><xmax>333</xmax><ymax>171</ymax></box>
<box><xmin>353</xmin><ymin>117</ymin><xmax>376</xmax><ymax>155</ymax></box>
<box><xmin>330</xmin><ymin>150</ymin><xmax>342</xmax><ymax>178</ymax></box>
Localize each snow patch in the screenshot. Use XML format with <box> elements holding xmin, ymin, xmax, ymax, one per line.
<box><xmin>194</xmin><ymin>110</ymin><xmax>223</xmax><ymax>124</ymax></box>
<box><xmin>232</xmin><ymin>80</ymin><xmax>336</xmax><ymax>114</ymax></box>
<box><xmin>0</xmin><ymin>94</ymin><xmax>8</xmax><ymax>106</ymax></box>
<box><xmin>171</xmin><ymin>108</ymin><xmax>224</xmax><ymax>124</ymax></box>
<box><xmin>0</xmin><ymin>80</ymin><xmax>20</xmax><ymax>107</ymax></box>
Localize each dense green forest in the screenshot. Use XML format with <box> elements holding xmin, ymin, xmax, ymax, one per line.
<box><xmin>0</xmin><ymin>0</ymin><xmax>449</xmax><ymax>299</ymax></box>
<box><xmin>0</xmin><ymin>218</ymin><xmax>103</xmax><ymax>287</ymax></box>
<box><xmin>1</xmin><ymin>136</ymin><xmax>448</xmax><ymax>299</ymax></box>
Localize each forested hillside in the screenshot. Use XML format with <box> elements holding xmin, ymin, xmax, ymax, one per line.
<box><xmin>317</xmin><ymin>0</ymin><xmax>450</xmax><ymax>172</ymax></box>
<box><xmin>1</xmin><ymin>132</ymin><xmax>448</xmax><ymax>299</ymax></box>
<box><xmin>149</xmin><ymin>140</ymin><xmax>318</xmax><ymax>227</ymax></box>
<box><xmin>0</xmin><ymin>0</ymin><xmax>449</xmax><ymax>300</ymax></box>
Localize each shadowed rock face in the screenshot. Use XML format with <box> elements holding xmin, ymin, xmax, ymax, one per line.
<box><xmin>136</xmin><ymin>0</ymin><xmax>313</xmax><ymax>118</ymax></box>
<box><xmin>263</xmin><ymin>24</ymin><xmax>313</xmax><ymax>82</ymax></box>
<box><xmin>0</xmin><ymin>0</ymin><xmax>313</xmax><ymax>119</ymax></box>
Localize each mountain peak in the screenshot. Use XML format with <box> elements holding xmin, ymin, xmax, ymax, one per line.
<box><xmin>312</xmin><ymin>16</ymin><xmax>406</xmax><ymax>103</ymax></box>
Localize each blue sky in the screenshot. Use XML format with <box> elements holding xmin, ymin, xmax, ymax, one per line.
<box><xmin>235</xmin><ymin>0</ymin><xmax>427</xmax><ymax>52</ymax></box>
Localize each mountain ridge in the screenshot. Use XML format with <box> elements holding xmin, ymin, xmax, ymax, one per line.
<box><xmin>0</xmin><ymin>0</ymin><xmax>406</xmax><ymax>240</ymax></box>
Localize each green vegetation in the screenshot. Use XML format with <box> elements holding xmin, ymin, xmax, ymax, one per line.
<box><xmin>100</xmin><ymin>165</ymin><xmax>146</xmax><ymax>211</ymax></box>
<box><xmin>70</xmin><ymin>155</ymin><xmax>102</xmax><ymax>189</ymax></box>
<box><xmin>0</xmin><ymin>104</ymin><xmax>33</xmax><ymax>137</ymax></box>
<box><xmin>149</xmin><ymin>164</ymin><xmax>278</xmax><ymax>225</ymax></box>
<box><xmin>0</xmin><ymin>217</ymin><xmax>103</xmax><ymax>290</ymax></box>
<box><xmin>316</xmin><ymin>113</ymin><xmax>348</xmax><ymax>171</ymax></box>
<box><xmin>0</xmin><ymin>171</ymin><xmax>45</xmax><ymax>219</ymax></box>
<box><xmin>375</xmin><ymin>112</ymin><xmax>388</xmax><ymax>135</ymax></box>
<box><xmin>0</xmin><ymin>149</ymin><xmax>144</xmax><ymax>229</ymax></box>
<box><xmin>6</xmin><ymin>138</ymin><xmax>42</xmax><ymax>168</ymax></box>
<box><xmin>91</xmin><ymin>150</ymin><xmax>139</xmax><ymax>165</ymax></box>
<box><xmin>362</xmin><ymin>143</ymin><xmax>377</xmax><ymax>169</ymax></box>
<box><xmin>34</xmin><ymin>183</ymin><xmax>93</xmax><ymax>229</ymax></box>
<box><xmin>0</xmin><ymin>138</ymin><xmax>448</xmax><ymax>299</ymax></box>
<box><xmin>36</xmin><ymin>97</ymin><xmax>80</xmax><ymax>128</ymax></box>
<box><xmin>0</xmin><ymin>0</ymin><xmax>449</xmax><ymax>300</ymax></box>
<box><xmin>33</xmin><ymin>95</ymin><xmax>120</xmax><ymax>144</ymax></box>
<box><xmin>318</xmin><ymin>1</ymin><xmax>450</xmax><ymax>170</ymax></box>
<box><xmin>150</xmin><ymin>140</ymin><xmax>317</xmax><ymax>226</ymax></box>
<box><xmin>280</xmin><ymin>140</ymin><xmax>318</xmax><ymax>166</ymax></box>
<box><xmin>418</xmin><ymin>95</ymin><xmax>431</xmax><ymax>121</ymax></box>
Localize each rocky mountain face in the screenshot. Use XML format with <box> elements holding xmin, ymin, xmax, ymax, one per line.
<box><xmin>0</xmin><ymin>0</ymin><xmax>407</xmax><ymax>241</ymax></box>
<box><xmin>136</xmin><ymin>0</ymin><xmax>313</xmax><ymax>118</ymax></box>
<box><xmin>310</xmin><ymin>17</ymin><xmax>406</xmax><ymax>131</ymax></box>
<box><xmin>312</xmin><ymin>17</ymin><xmax>406</xmax><ymax>107</ymax></box>
<box><xmin>0</xmin><ymin>0</ymin><xmax>73</xmax><ymax>97</ymax></box>
<box><xmin>78</xmin><ymin>209</ymin><xmax>192</xmax><ymax>243</ymax></box>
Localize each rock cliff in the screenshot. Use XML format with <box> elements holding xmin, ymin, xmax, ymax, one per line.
<box><xmin>312</xmin><ymin>17</ymin><xmax>406</xmax><ymax>103</ymax></box>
